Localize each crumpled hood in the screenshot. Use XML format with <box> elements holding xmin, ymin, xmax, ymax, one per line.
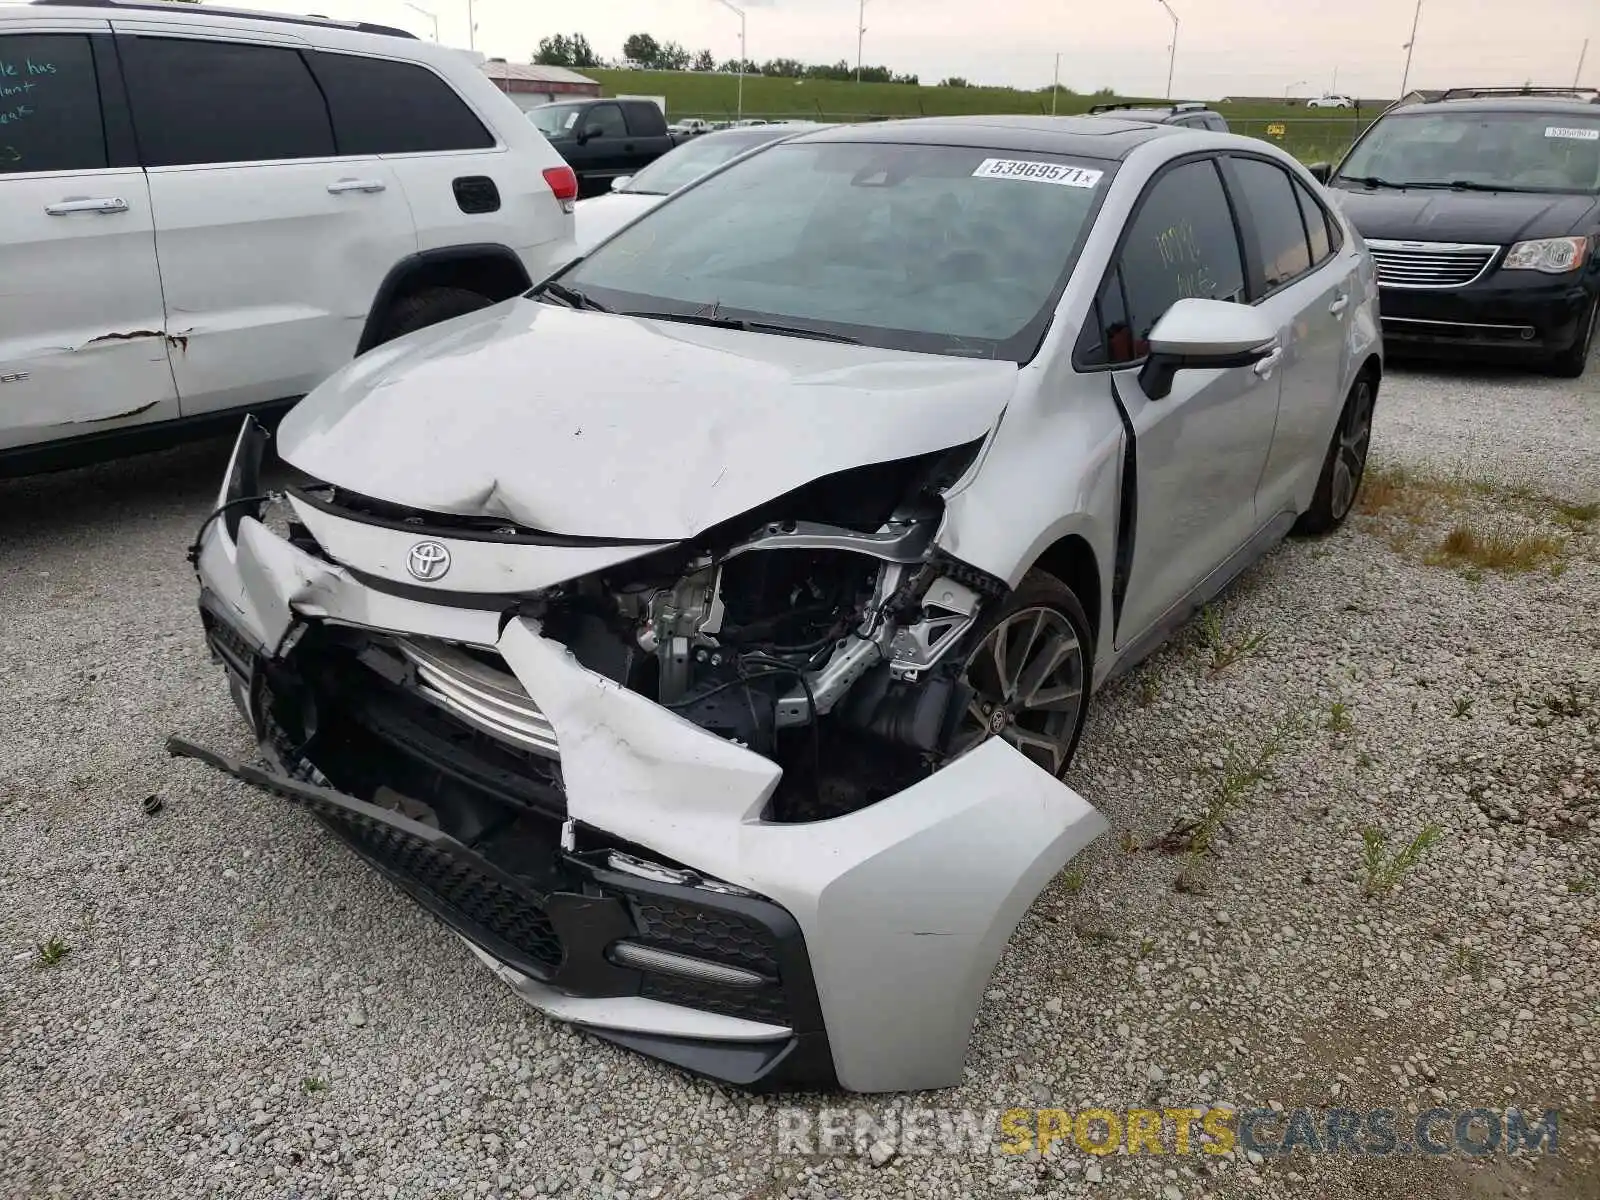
<box><xmin>1330</xmin><ymin>186</ymin><xmax>1600</xmax><ymax>244</ymax></box>
<box><xmin>276</xmin><ymin>298</ymin><xmax>1019</xmax><ymax>541</ymax></box>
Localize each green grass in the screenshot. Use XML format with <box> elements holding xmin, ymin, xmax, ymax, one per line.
<box><xmin>586</xmin><ymin>70</ymin><xmax>1374</xmax><ymax>162</ymax></box>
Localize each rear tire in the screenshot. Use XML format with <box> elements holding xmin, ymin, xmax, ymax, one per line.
<box><xmin>1293</xmin><ymin>372</ymin><xmax>1375</xmax><ymax>537</ymax></box>
<box><xmin>1547</xmin><ymin>298</ymin><xmax>1598</xmax><ymax>379</ymax></box>
<box><xmin>378</xmin><ymin>286</ymin><xmax>493</xmax><ymax>345</ymax></box>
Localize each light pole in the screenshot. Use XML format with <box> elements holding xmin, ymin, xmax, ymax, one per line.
<box><xmin>856</xmin><ymin>0</ymin><xmax>869</xmax><ymax>84</ymax></box>
<box><xmin>1052</xmin><ymin>52</ymin><xmax>1061</xmax><ymax>116</ymax></box>
<box><xmin>714</xmin><ymin>0</ymin><xmax>746</xmax><ymax>121</ymax></box>
<box><xmin>466</xmin><ymin>0</ymin><xmax>476</xmax><ymax>51</ymax></box>
<box><xmin>1576</xmin><ymin>38</ymin><xmax>1589</xmax><ymax>88</ymax></box>
<box><xmin>1285</xmin><ymin>78</ymin><xmax>1305</xmax><ymax>101</ymax></box>
<box><xmin>1398</xmin><ymin>0</ymin><xmax>1423</xmax><ymax>100</ymax></box>
<box><xmin>1157</xmin><ymin>0</ymin><xmax>1179</xmax><ymax>100</ymax></box>
<box><xmin>403</xmin><ymin>1</ymin><xmax>438</xmax><ymax>41</ymax></box>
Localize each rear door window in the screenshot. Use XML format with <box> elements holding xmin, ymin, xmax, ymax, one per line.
<box><xmin>1226</xmin><ymin>156</ymin><xmax>1313</xmax><ymax>293</ymax></box>
<box><xmin>119</xmin><ymin>36</ymin><xmax>335</xmax><ymax>166</ymax></box>
<box><xmin>0</xmin><ymin>33</ymin><xmax>107</xmax><ymax>174</ymax></box>
<box><xmin>306</xmin><ymin>52</ymin><xmax>494</xmax><ymax>155</ymax></box>
<box><xmin>1080</xmin><ymin>156</ymin><xmax>1246</xmax><ymax>366</ymax></box>
<box><xmin>1291</xmin><ymin>175</ymin><xmax>1334</xmax><ymax>265</ymax></box>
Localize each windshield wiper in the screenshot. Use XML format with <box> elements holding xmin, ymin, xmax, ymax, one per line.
<box><xmin>622</xmin><ymin>310</ymin><xmax>861</xmax><ymax>344</ymax></box>
<box><xmin>1340</xmin><ymin>175</ymin><xmax>1413</xmax><ymax>190</ymax></box>
<box><xmin>536</xmin><ymin>281</ymin><xmax>610</xmax><ymax>312</ymax></box>
<box><xmin>1444</xmin><ymin>180</ymin><xmax>1544</xmax><ymax>193</ymax></box>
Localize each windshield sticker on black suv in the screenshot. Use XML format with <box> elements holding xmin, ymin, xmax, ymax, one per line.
<box><xmin>972</xmin><ymin>159</ymin><xmax>1104</xmax><ymax>188</ymax></box>
<box><xmin>1545</xmin><ymin>126</ymin><xmax>1600</xmax><ymax>141</ymax></box>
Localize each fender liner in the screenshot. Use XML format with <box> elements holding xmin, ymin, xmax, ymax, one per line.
<box><xmin>356</xmin><ymin>244</ymin><xmax>533</xmax><ymax>355</ymax></box>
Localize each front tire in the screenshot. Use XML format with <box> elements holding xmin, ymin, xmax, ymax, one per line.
<box><xmin>1547</xmin><ymin>297</ymin><xmax>1598</xmax><ymax>379</ymax></box>
<box><xmin>945</xmin><ymin>571</ymin><xmax>1094</xmax><ymax>778</ymax></box>
<box><xmin>1294</xmin><ymin>372</ymin><xmax>1375</xmax><ymax>536</ymax></box>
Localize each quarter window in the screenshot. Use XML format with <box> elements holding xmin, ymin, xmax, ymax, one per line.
<box><xmin>582</xmin><ymin>104</ymin><xmax>626</xmax><ymax>139</ymax></box>
<box><xmin>1085</xmin><ymin>157</ymin><xmax>1245</xmax><ymax>365</ymax></box>
<box><xmin>1292</xmin><ymin>176</ymin><xmax>1334</xmax><ymax>264</ymax></box>
<box><xmin>0</xmin><ymin>34</ymin><xmax>107</xmax><ymax>174</ymax></box>
<box><xmin>1229</xmin><ymin>156</ymin><xmax>1313</xmax><ymax>291</ymax></box>
<box><xmin>119</xmin><ymin>37</ymin><xmax>335</xmax><ymax>166</ymax></box>
<box><xmin>306</xmin><ymin>52</ymin><xmax>494</xmax><ymax>155</ymax></box>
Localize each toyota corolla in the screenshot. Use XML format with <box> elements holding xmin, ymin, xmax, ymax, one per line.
<box><xmin>174</xmin><ymin>116</ymin><xmax>1381</xmax><ymax>1093</ymax></box>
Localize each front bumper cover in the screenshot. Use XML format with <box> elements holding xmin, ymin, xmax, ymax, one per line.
<box><xmin>182</xmin><ymin>417</ymin><xmax>1108</xmax><ymax>1093</ymax></box>
<box><xmin>1378</xmin><ymin>274</ymin><xmax>1595</xmax><ymax>356</ymax></box>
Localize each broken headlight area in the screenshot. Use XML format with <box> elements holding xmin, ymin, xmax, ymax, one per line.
<box><xmin>513</xmin><ymin>443</ymin><xmax>1003</xmax><ymax>820</ymax></box>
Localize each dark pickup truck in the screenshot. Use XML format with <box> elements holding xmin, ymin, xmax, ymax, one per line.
<box><xmin>526</xmin><ymin>98</ymin><xmax>680</xmax><ymax>198</ymax></box>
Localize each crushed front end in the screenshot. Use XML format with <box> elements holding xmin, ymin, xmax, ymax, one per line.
<box><xmin>179</xmin><ymin>416</ymin><xmax>1106</xmax><ymax>1093</ymax></box>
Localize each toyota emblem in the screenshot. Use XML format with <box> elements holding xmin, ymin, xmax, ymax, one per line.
<box><xmin>406</xmin><ymin>540</ymin><xmax>451</xmax><ymax>582</ymax></box>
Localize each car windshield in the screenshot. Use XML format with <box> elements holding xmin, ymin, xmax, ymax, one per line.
<box><xmin>621</xmin><ymin>132</ymin><xmax>789</xmax><ymax>195</ymax></box>
<box><xmin>1337</xmin><ymin>110</ymin><xmax>1600</xmax><ymax>193</ymax></box>
<box><xmin>527</xmin><ymin>104</ymin><xmax>583</xmax><ymax>137</ymax></box>
<box><xmin>558</xmin><ymin>140</ymin><xmax>1112</xmax><ymax>361</ymax></box>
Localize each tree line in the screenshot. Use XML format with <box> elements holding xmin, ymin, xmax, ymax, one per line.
<box><xmin>533</xmin><ymin>31</ymin><xmax>917</xmax><ymax>85</ymax></box>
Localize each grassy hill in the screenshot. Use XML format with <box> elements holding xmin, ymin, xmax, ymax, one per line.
<box><xmin>584</xmin><ymin>69</ymin><xmax>1378</xmax><ymax>162</ymax></box>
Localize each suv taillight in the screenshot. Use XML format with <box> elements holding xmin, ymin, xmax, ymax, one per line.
<box><xmin>542</xmin><ymin>165</ymin><xmax>578</xmax><ymax>209</ymax></box>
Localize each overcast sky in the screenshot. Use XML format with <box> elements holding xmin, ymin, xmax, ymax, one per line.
<box><xmin>254</xmin><ymin>0</ymin><xmax>1596</xmax><ymax>98</ymax></box>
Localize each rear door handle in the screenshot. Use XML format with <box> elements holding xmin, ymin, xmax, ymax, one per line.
<box><xmin>327</xmin><ymin>179</ymin><xmax>387</xmax><ymax>194</ymax></box>
<box><xmin>1253</xmin><ymin>347</ymin><xmax>1285</xmax><ymax>378</ymax></box>
<box><xmin>1329</xmin><ymin>294</ymin><xmax>1350</xmax><ymax>316</ymax></box>
<box><xmin>45</xmin><ymin>197</ymin><xmax>128</xmax><ymax>215</ymax></box>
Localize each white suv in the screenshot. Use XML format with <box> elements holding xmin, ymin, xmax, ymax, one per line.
<box><xmin>0</xmin><ymin>0</ymin><xmax>577</xmax><ymax>474</ymax></box>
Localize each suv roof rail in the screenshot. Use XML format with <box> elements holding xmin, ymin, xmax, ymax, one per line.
<box><xmin>1435</xmin><ymin>85</ymin><xmax>1600</xmax><ymax>102</ymax></box>
<box><xmin>28</xmin><ymin>0</ymin><xmax>418</xmax><ymax>38</ymax></box>
<box><xmin>1086</xmin><ymin>99</ymin><xmax>1209</xmax><ymax>115</ymax></box>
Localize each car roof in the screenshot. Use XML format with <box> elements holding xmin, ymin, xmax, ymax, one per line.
<box><xmin>1388</xmin><ymin>90</ymin><xmax>1600</xmax><ymax>117</ymax></box>
<box><xmin>785</xmin><ymin>114</ymin><xmax>1179</xmax><ymax>160</ymax></box>
<box><xmin>9</xmin><ymin>0</ymin><xmax>416</xmax><ymax>37</ymax></box>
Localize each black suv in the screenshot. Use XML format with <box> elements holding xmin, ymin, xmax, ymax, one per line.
<box><xmin>1086</xmin><ymin>100</ymin><xmax>1229</xmax><ymax>132</ymax></box>
<box><xmin>1312</xmin><ymin>86</ymin><xmax>1600</xmax><ymax>376</ymax></box>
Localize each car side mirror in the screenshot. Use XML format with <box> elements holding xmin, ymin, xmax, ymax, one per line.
<box><xmin>575</xmin><ymin>128</ymin><xmax>595</xmax><ymax>144</ymax></box>
<box><xmin>1138</xmin><ymin>299</ymin><xmax>1278</xmax><ymax>401</ymax></box>
<box><xmin>1307</xmin><ymin>161</ymin><xmax>1333</xmax><ymax>184</ymax></box>
<box><xmin>610</xmin><ymin>175</ymin><xmax>633</xmax><ymax>192</ymax></box>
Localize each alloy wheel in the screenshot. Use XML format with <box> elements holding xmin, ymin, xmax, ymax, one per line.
<box><xmin>1329</xmin><ymin>379</ymin><xmax>1374</xmax><ymax>521</ymax></box>
<box><xmin>951</xmin><ymin>605</ymin><xmax>1086</xmax><ymax>777</ymax></box>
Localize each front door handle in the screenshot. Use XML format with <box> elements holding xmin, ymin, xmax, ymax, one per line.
<box><xmin>45</xmin><ymin>197</ymin><xmax>128</xmax><ymax>215</ymax></box>
<box><xmin>1252</xmin><ymin>347</ymin><xmax>1285</xmax><ymax>378</ymax></box>
<box><xmin>327</xmin><ymin>179</ymin><xmax>387</xmax><ymax>194</ymax></box>
<box><xmin>1329</xmin><ymin>294</ymin><xmax>1350</xmax><ymax>316</ymax></box>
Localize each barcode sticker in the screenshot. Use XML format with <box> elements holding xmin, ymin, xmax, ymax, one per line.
<box><xmin>972</xmin><ymin>158</ymin><xmax>1104</xmax><ymax>187</ymax></box>
<box><xmin>1545</xmin><ymin>126</ymin><xmax>1600</xmax><ymax>140</ymax></box>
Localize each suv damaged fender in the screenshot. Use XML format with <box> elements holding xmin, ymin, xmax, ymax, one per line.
<box><xmin>179</xmin><ymin>401</ymin><xmax>1108</xmax><ymax>1094</ymax></box>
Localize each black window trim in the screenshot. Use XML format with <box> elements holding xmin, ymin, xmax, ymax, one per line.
<box><xmin>1217</xmin><ymin>152</ymin><xmax>1322</xmax><ymax>304</ymax></box>
<box><xmin>1071</xmin><ymin>151</ymin><xmax>1251</xmax><ymax>373</ymax></box>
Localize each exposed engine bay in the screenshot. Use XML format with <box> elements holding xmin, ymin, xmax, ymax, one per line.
<box><xmin>286</xmin><ymin>440</ymin><xmax>1006</xmax><ymax>822</ymax></box>
<box><xmin>515</xmin><ymin>440</ymin><xmax>1001</xmax><ymax>820</ymax></box>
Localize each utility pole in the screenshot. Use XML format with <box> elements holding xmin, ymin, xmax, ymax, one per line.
<box><xmin>856</xmin><ymin>0</ymin><xmax>869</xmax><ymax>84</ymax></box>
<box><xmin>1398</xmin><ymin>0</ymin><xmax>1423</xmax><ymax>101</ymax></box>
<box><xmin>1157</xmin><ymin>0</ymin><xmax>1179</xmax><ymax>100</ymax></box>
<box><xmin>466</xmin><ymin>0</ymin><xmax>476</xmax><ymax>51</ymax></box>
<box><xmin>714</xmin><ymin>0</ymin><xmax>746</xmax><ymax>120</ymax></box>
<box><xmin>1576</xmin><ymin>38</ymin><xmax>1589</xmax><ymax>88</ymax></box>
<box><xmin>1052</xmin><ymin>52</ymin><xmax>1061</xmax><ymax>116</ymax></box>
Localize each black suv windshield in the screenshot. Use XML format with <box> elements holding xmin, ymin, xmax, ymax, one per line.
<box><xmin>559</xmin><ymin>140</ymin><xmax>1112</xmax><ymax>361</ymax></box>
<box><xmin>1338</xmin><ymin>110</ymin><xmax>1600</xmax><ymax>193</ymax></box>
<box><xmin>528</xmin><ymin>103</ymin><xmax>584</xmax><ymax>138</ymax></box>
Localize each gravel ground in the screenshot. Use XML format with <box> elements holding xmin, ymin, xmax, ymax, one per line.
<box><xmin>2</xmin><ymin>363</ymin><xmax>1598</xmax><ymax>1200</ymax></box>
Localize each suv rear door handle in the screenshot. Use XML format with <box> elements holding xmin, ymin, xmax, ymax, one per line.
<box><xmin>327</xmin><ymin>179</ymin><xmax>387</xmax><ymax>194</ymax></box>
<box><xmin>1329</xmin><ymin>294</ymin><xmax>1350</xmax><ymax>316</ymax></box>
<box><xmin>45</xmin><ymin>197</ymin><xmax>128</xmax><ymax>215</ymax></box>
<box><xmin>1252</xmin><ymin>346</ymin><xmax>1285</xmax><ymax>378</ymax></box>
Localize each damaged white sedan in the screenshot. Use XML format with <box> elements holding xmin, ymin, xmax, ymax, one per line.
<box><xmin>174</xmin><ymin>116</ymin><xmax>1381</xmax><ymax>1093</ymax></box>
